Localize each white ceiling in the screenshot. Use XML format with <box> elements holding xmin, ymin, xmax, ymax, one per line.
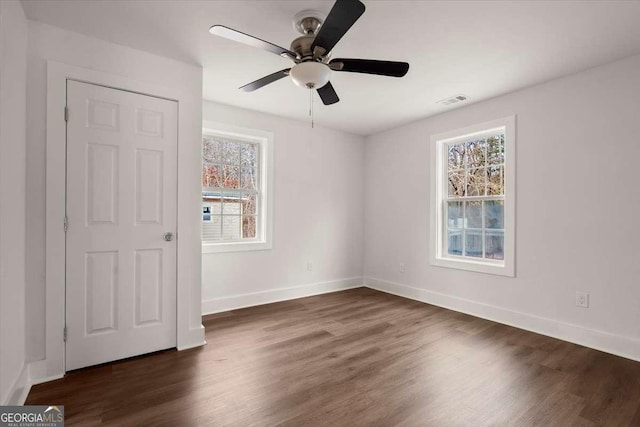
<box><xmin>22</xmin><ymin>0</ymin><xmax>640</xmax><ymax>136</ymax></box>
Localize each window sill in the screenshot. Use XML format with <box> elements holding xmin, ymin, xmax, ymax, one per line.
<box><xmin>431</xmin><ymin>255</ymin><xmax>514</xmax><ymax>277</ymax></box>
<box><xmin>202</xmin><ymin>240</ymin><xmax>272</xmax><ymax>254</ymax></box>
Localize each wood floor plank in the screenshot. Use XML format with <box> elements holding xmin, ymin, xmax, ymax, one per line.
<box><xmin>25</xmin><ymin>288</ymin><xmax>640</xmax><ymax>426</ymax></box>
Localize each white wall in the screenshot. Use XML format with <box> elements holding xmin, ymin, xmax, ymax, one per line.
<box><xmin>202</xmin><ymin>101</ymin><xmax>365</xmax><ymax>313</ymax></box>
<box><xmin>17</xmin><ymin>8</ymin><xmax>640</xmax><ymax>386</ymax></box>
<box><xmin>0</xmin><ymin>0</ymin><xmax>28</xmax><ymax>405</ymax></box>
<box><xmin>26</xmin><ymin>21</ymin><xmax>204</xmax><ymax>366</ymax></box>
<box><xmin>364</xmin><ymin>54</ymin><xmax>640</xmax><ymax>360</ymax></box>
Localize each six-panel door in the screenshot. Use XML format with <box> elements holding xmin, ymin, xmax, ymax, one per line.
<box><xmin>65</xmin><ymin>80</ymin><xmax>178</xmax><ymax>371</ymax></box>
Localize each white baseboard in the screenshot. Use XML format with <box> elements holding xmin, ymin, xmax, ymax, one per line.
<box><xmin>365</xmin><ymin>277</ymin><xmax>640</xmax><ymax>363</ymax></box>
<box><xmin>177</xmin><ymin>325</ymin><xmax>206</xmax><ymax>351</ymax></box>
<box><xmin>202</xmin><ymin>277</ymin><xmax>364</xmax><ymax>315</ymax></box>
<box><xmin>29</xmin><ymin>360</ymin><xmax>64</xmax><ymax>387</ymax></box>
<box><xmin>2</xmin><ymin>360</ymin><xmax>66</xmax><ymax>405</ymax></box>
<box><xmin>177</xmin><ymin>340</ymin><xmax>207</xmax><ymax>351</ymax></box>
<box><xmin>27</xmin><ymin>359</ymin><xmax>64</xmax><ymax>390</ymax></box>
<box><xmin>2</xmin><ymin>363</ymin><xmax>30</xmax><ymax>405</ymax></box>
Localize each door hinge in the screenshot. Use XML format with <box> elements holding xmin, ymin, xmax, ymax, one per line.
<box><xmin>63</xmin><ymin>216</ymin><xmax>68</xmax><ymax>233</ymax></box>
<box><xmin>64</xmin><ymin>106</ymin><xmax>69</xmax><ymax>122</ymax></box>
<box><xmin>63</xmin><ymin>326</ymin><xmax>67</xmax><ymax>342</ymax></box>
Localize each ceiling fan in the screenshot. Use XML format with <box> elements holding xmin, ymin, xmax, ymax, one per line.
<box><xmin>209</xmin><ymin>0</ymin><xmax>409</xmax><ymax>105</ymax></box>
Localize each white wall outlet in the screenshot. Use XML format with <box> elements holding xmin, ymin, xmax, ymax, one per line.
<box><xmin>306</xmin><ymin>261</ymin><xmax>313</xmax><ymax>271</ymax></box>
<box><xmin>399</xmin><ymin>263</ymin><xmax>406</xmax><ymax>273</ymax></box>
<box><xmin>576</xmin><ymin>291</ymin><xmax>589</xmax><ymax>308</ymax></box>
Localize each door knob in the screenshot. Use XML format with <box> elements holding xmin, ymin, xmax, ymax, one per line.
<box><xmin>163</xmin><ymin>232</ymin><xmax>174</xmax><ymax>242</ymax></box>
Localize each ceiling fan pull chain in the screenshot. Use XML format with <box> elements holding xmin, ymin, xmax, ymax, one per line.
<box><xmin>309</xmin><ymin>89</ymin><xmax>315</xmax><ymax>129</ymax></box>
<box><xmin>312</xmin><ymin>90</ymin><xmax>315</xmax><ymax>128</ymax></box>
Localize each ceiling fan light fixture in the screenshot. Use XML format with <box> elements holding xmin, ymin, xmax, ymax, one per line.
<box><xmin>290</xmin><ymin>62</ymin><xmax>331</xmax><ymax>89</ymax></box>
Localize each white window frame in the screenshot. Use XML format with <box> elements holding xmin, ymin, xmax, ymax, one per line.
<box><xmin>201</xmin><ymin>121</ymin><xmax>274</xmax><ymax>253</ymax></box>
<box><xmin>430</xmin><ymin>116</ymin><xmax>515</xmax><ymax>277</ymax></box>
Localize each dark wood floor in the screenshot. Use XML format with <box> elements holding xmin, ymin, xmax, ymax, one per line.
<box><xmin>27</xmin><ymin>288</ymin><xmax>640</xmax><ymax>426</ymax></box>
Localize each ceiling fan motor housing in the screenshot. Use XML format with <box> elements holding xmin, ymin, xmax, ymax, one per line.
<box><xmin>290</xmin><ymin>35</ymin><xmax>316</xmax><ymax>60</ymax></box>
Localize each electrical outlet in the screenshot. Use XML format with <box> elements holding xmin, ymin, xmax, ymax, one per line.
<box><xmin>576</xmin><ymin>291</ymin><xmax>589</xmax><ymax>308</ymax></box>
<box><xmin>306</xmin><ymin>261</ymin><xmax>313</xmax><ymax>271</ymax></box>
<box><xmin>399</xmin><ymin>263</ymin><xmax>406</xmax><ymax>273</ymax></box>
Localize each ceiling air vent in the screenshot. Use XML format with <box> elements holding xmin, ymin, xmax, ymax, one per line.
<box><xmin>437</xmin><ymin>95</ymin><xmax>468</xmax><ymax>106</ymax></box>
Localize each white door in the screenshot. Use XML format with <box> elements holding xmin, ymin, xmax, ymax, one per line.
<box><xmin>65</xmin><ymin>80</ymin><xmax>178</xmax><ymax>371</ymax></box>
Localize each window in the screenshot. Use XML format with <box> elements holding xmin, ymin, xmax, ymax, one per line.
<box><xmin>201</xmin><ymin>121</ymin><xmax>273</xmax><ymax>253</ymax></box>
<box><xmin>430</xmin><ymin>116</ymin><xmax>515</xmax><ymax>276</ymax></box>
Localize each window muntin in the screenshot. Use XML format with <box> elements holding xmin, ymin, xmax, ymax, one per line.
<box><xmin>444</xmin><ymin>133</ymin><xmax>505</xmax><ymax>261</ymax></box>
<box><xmin>202</xmin><ymin>134</ymin><xmax>260</xmax><ymax>243</ymax></box>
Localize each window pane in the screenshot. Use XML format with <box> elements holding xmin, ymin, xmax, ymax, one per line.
<box><xmin>466</xmin><ymin>168</ymin><xmax>486</xmax><ymax>196</ymax></box>
<box><xmin>240</xmin><ymin>143</ymin><xmax>257</xmax><ymax>167</ymax></box>
<box><xmin>448</xmin><ymin>229</ymin><xmax>463</xmax><ymax>255</ymax></box>
<box><xmin>222</xmin><ymin>216</ymin><xmax>241</xmax><ymax>240</ymax></box>
<box><xmin>203</xmin><ymin>137</ymin><xmax>220</xmax><ymax>163</ymax></box>
<box><xmin>488</xmin><ymin>134</ymin><xmax>504</xmax><ymax>165</ymax></box>
<box><xmin>202</xmin><ymin>201</ymin><xmax>221</xmax><ymax>220</ymax></box>
<box><xmin>202</xmin><ymin>164</ymin><xmax>222</xmax><ymax>188</ymax></box>
<box><xmin>240</xmin><ymin>167</ymin><xmax>258</xmax><ymax>190</ymax></box>
<box><xmin>222</xmin><ymin>198</ymin><xmax>242</xmax><ymax>215</ymax></box>
<box><xmin>447</xmin><ymin>201</ymin><xmax>463</xmax><ymax>228</ymax></box>
<box><xmin>485</xmin><ymin>200</ymin><xmax>504</xmax><ymax>229</ymax></box>
<box><xmin>466</xmin><ymin>139</ymin><xmax>487</xmax><ymax>169</ymax></box>
<box><xmin>210</xmin><ymin>201</ymin><xmax>222</xmax><ymax>214</ymax></box>
<box><xmin>485</xmin><ymin>231</ymin><xmax>504</xmax><ymax>260</ymax></box>
<box><xmin>242</xmin><ymin>215</ymin><xmax>257</xmax><ymax>238</ymax></box>
<box><xmin>464</xmin><ymin>230</ymin><xmax>483</xmax><ymax>258</ymax></box>
<box><xmin>448</xmin><ymin>143</ymin><xmax>465</xmax><ymax>170</ymax></box>
<box><xmin>221</xmin><ymin>165</ymin><xmax>239</xmax><ymax>189</ymax></box>
<box><xmin>202</xmin><ymin>214</ymin><xmax>222</xmax><ymax>241</ymax></box>
<box><xmin>221</xmin><ymin>140</ymin><xmax>240</xmax><ymax>165</ymax></box>
<box><xmin>486</xmin><ymin>165</ymin><xmax>503</xmax><ymax>195</ymax></box>
<box><xmin>465</xmin><ymin>201</ymin><xmax>482</xmax><ymax>228</ymax></box>
<box><xmin>242</xmin><ymin>193</ymin><xmax>257</xmax><ymax>215</ymax></box>
<box><xmin>448</xmin><ymin>169</ymin><xmax>465</xmax><ymax>196</ymax></box>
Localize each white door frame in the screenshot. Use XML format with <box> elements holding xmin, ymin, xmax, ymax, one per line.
<box><xmin>39</xmin><ymin>61</ymin><xmax>205</xmax><ymax>379</ymax></box>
